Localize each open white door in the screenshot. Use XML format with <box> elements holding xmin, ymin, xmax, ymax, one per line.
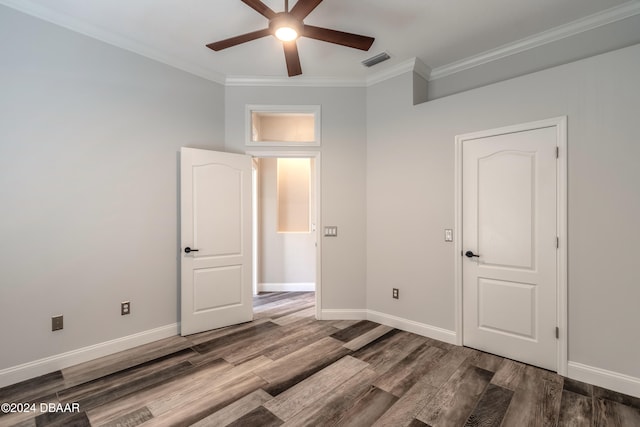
<box><xmin>180</xmin><ymin>147</ymin><xmax>253</xmax><ymax>336</ymax></box>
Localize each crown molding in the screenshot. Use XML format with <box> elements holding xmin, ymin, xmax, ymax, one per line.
<box><xmin>413</xmin><ymin>57</ymin><xmax>432</xmax><ymax>82</ymax></box>
<box><xmin>430</xmin><ymin>0</ymin><xmax>640</xmax><ymax>80</ymax></box>
<box><xmin>0</xmin><ymin>0</ymin><xmax>226</xmax><ymax>84</ymax></box>
<box><xmin>365</xmin><ymin>57</ymin><xmax>431</xmax><ymax>87</ymax></box>
<box><xmin>226</xmin><ymin>57</ymin><xmax>431</xmax><ymax>88</ymax></box>
<box><xmin>225</xmin><ymin>76</ymin><xmax>367</xmax><ymax>87</ymax></box>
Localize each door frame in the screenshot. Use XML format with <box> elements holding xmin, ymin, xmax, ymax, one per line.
<box><xmin>247</xmin><ymin>150</ymin><xmax>322</xmax><ymax>320</ymax></box>
<box><xmin>453</xmin><ymin>116</ymin><xmax>568</xmax><ymax>375</ymax></box>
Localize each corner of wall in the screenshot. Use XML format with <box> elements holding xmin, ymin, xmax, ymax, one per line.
<box><xmin>413</xmin><ymin>72</ymin><xmax>429</xmax><ymax>105</ymax></box>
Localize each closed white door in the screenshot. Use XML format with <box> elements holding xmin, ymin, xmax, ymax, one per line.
<box><xmin>462</xmin><ymin>126</ymin><xmax>558</xmax><ymax>370</ymax></box>
<box><xmin>180</xmin><ymin>148</ymin><xmax>253</xmax><ymax>336</ymax></box>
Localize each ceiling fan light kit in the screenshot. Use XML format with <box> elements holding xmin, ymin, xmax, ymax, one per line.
<box><xmin>270</xmin><ymin>13</ymin><xmax>302</xmax><ymax>42</ymax></box>
<box><xmin>206</xmin><ymin>0</ymin><xmax>375</xmax><ymax>77</ymax></box>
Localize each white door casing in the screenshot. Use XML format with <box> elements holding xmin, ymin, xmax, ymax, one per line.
<box><xmin>180</xmin><ymin>148</ymin><xmax>253</xmax><ymax>336</ymax></box>
<box><xmin>454</xmin><ymin>117</ymin><xmax>567</xmax><ymax>374</ymax></box>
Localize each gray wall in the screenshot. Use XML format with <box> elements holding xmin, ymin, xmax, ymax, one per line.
<box><xmin>0</xmin><ymin>6</ymin><xmax>225</xmax><ymax>370</ymax></box>
<box><xmin>225</xmin><ymin>85</ymin><xmax>367</xmax><ymax>310</ymax></box>
<box><xmin>367</xmin><ymin>43</ymin><xmax>640</xmax><ymax>378</ymax></box>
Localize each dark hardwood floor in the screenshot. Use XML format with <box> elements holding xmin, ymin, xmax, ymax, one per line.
<box><xmin>1</xmin><ymin>292</ymin><xmax>639</xmax><ymax>426</ymax></box>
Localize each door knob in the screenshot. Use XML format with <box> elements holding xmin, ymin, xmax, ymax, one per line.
<box><xmin>184</xmin><ymin>247</ymin><xmax>199</xmax><ymax>253</ymax></box>
<box><xmin>465</xmin><ymin>250</ymin><xmax>480</xmax><ymax>258</ymax></box>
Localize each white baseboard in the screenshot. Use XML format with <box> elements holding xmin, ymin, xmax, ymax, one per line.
<box><xmin>568</xmin><ymin>361</ymin><xmax>640</xmax><ymax>398</ymax></box>
<box><xmin>259</xmin><ymin>282</ymin><xmax>316</xmax><ymax>292</ymax></box>
<box><xmin>0</xmin><ymin>323</ymin><xmax>179</xmax><ymax>388</ymax></box>
<box><xmin>320</xmin><ymin>308</ymin><xmax>457</xmax><ymax>345</ymax></box>
<box><xmin>320</xmin><ymin>309</ymin><xmax>368</xmax><ymax>321</ymax></box>
<box><xmin>366</xmin><ymin>310</ymin><xmax>457</xmax><ymax>345</ymax></box>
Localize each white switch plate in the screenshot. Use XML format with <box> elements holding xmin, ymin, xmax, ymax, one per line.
<box><xmin>324</xmin><ymin>226</ymin><xmax>338</xmax><ymax>237</ymax></box>
<box><xmin>444</xmin><ymin>229</ymin><xmax>453</xmax><ymax>242</ymax></box>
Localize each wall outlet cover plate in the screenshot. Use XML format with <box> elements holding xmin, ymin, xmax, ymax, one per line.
<box><xmin>52</xmin><ymin>315</ymin><xmax>63</xmax><ymax>331</ymax></box>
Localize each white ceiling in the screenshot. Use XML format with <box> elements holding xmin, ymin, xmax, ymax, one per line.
<box><xmin>2</xmin><ymin>0</ymin><xmax>638</xmax><ymax>84</ymax></box>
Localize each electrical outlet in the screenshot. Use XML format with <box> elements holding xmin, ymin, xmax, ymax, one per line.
<box><xmin>392</xmin><ymin>288</ymin><xmax>399</xmax><ymax>299</ymax></box>
<box><xmin>52</xmin><ymin>315</ymin><xmax>63</xmax><ymax>331</ymax></box>
<box><xmin>121</xmin><ymin>301</ymin><xmax>130</xmax><ymax>316</ymax></box>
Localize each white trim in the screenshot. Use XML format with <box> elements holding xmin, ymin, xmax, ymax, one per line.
<box><xmin>252</xmin><ymin>161</ymin><xmax>259</xmax><ymax>296</ymax></box>
<box><xmin>258</xmin><ymin>282</ymin><xmax>316</xmax><ymax>292</ymax></box>
<box><xmin>226</xmin><ymin>76</ymin><xmax>366</xmax><ymax>87</ymax></box>
<box><xmin>430</xmin><ymin>1</ymin><xmax>640</xmax><ymax>80</ymax></box>
<box><xmin>319</xmin><ymin>309</ymin><xmax>457</xmax><ymax>344</ymax></box>
<box><xmin>454</xmin><ymin>136</ymin><xmax>463</xmax><ymax>347</ymax></box>
<box><xmin>227</xmin><ymin>57</ymin><xmax>432</xmax><ymax>88</ymax></box>
<box><xmin>0</xmin><ymin>323</ymin><xmax>178</xmax><ymax>388</ymax></box>
<box><xmin>454</xmin><ymin>116</ymin><xmax>568</xmax><ymax>375</ymax></box>
<box><xmin>366</xmin><ymin>57</ymin><xmax>431</xmax><ymax>87</ymax></box>
<box><xmin>320</xmin><ymin>309</ymin><xmax>368</xmax><ymax>321</ymax></box>
<box><xmin>366</xmin><ymin>310</ymin><xmax>457</xmax><ymax>345</ymax></box>
<box><xmin>555</xmin><ymin>117</ymin><xmax>568</xmax><ymax>376</ymax></box>
<box><xmin>412</xmin><ymin>58</ymin><xmax>432</xmax><ymax>82</ymax></box>
<box><xmin>226</xmin><ymin>58</ymin><xmax>431</xmax><ymax>88</ymax></box>
<box><xmin>568</xmin><ymin>362</ymin><xmax>640</xmax><ymax>399</ymax></box>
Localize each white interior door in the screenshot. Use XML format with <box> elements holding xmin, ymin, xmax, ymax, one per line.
<box><xmin>462</xmin><ymin>126</ymin><xmax>558</xmax><ymax>370</ymax></box>
<box><xmin>180</xmin><ymin>147</ymin><xmax>252</xmax><ymax>336</ymax></box>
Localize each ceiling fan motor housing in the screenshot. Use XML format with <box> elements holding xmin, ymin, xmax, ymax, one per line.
<box><xmin>269</xmin><ymin>13</ymin><xmax>303</xmax><ymax>39</ymax></box>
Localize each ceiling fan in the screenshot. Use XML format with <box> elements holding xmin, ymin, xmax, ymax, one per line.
<box><xmin>206</xmin><ymin>0</ymin><xmax>375</xmax><ymax>77</ymax></box>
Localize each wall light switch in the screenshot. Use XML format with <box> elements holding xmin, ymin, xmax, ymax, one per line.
<box><xmin>324</xmin><ymin>226</ymin><xmax>338</xmax><ymax>237</ymax></box>
<box><xmin>444</xmin><ymin>229</ymin><xmax>453</xmax><ymax>242</ymax></box>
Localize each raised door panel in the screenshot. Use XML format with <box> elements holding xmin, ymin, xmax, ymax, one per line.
<box><xmin>193</xmin><ymin>164</ymin><xmax>243</xmax><ymax>258</ymax></box>
<box><xmin>478</xmin><ymin>151</ymin><xmax>535</xmax><ymax>270</ymax></box>
<box><xmin>478</xmin><ymin>278</ymin><xmax>536</xmax><ymax>340</ymax></box>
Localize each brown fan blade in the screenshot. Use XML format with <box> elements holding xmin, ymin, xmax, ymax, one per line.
<box><xmin>206</xmin><ymin>28</ymin><xmax>271</xmax><ymax>51</ymax></box>
<box><xmin>290</xmin><ymin>0</ymin><xmax>323</xmax><ymax>20</ymax></box>
<box><xmin>241</xmin><ymin>0</ymin><xmax>276</xmax><ymax>19</ymax></box>
<box><xmin>302</xmin><ymin>25</ymin><xmax>374</xmax><ymax>51</ymax></box>
<box><xmin>283</xmin><ymin>41</ymin><xmax>302</xmax><ymax>76</ymax></box>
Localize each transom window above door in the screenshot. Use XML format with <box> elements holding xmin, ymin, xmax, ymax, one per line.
<box><xmin>246</xmin><ymin>105</ymin><xmax>321</xmax><ymax>146</ymax></box>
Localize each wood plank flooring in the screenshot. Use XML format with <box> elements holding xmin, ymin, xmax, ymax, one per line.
<box><xmin>1</xmin><ymin>292</ymin><xmax>639</xmax><ymax>426</ymax></box>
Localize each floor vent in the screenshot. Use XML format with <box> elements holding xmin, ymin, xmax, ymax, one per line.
<box><xmin>362</xmin><ymin>52</ymin><xmax>390</xmax><ymax>67</ymax></box>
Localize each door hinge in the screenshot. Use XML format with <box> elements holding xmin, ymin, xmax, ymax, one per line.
<box><xmin>556</xmin><ymin>147</ymin><xmax>559</xmax><ymax>158</ymax></box>
<box><xmin>556</xmin><ymin>236</ymin><xmax>559</xmax><ymax>248</ymax></box>
<box><xmin>555</xmin><ymin>327</ymin><xmax>560</xmax><ymax>339</ymax></box>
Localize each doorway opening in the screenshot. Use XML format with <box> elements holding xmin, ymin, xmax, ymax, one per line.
<box><xmin>250</xmin><ymin>151</ymin><xmax>321</xmax><ymax>319</ymax></box>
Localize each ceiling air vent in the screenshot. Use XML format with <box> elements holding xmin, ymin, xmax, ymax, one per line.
<box><xmin>362</xmin><ymin>52</ymin><xmax>390</xmax><ymax>67</ymax></box>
